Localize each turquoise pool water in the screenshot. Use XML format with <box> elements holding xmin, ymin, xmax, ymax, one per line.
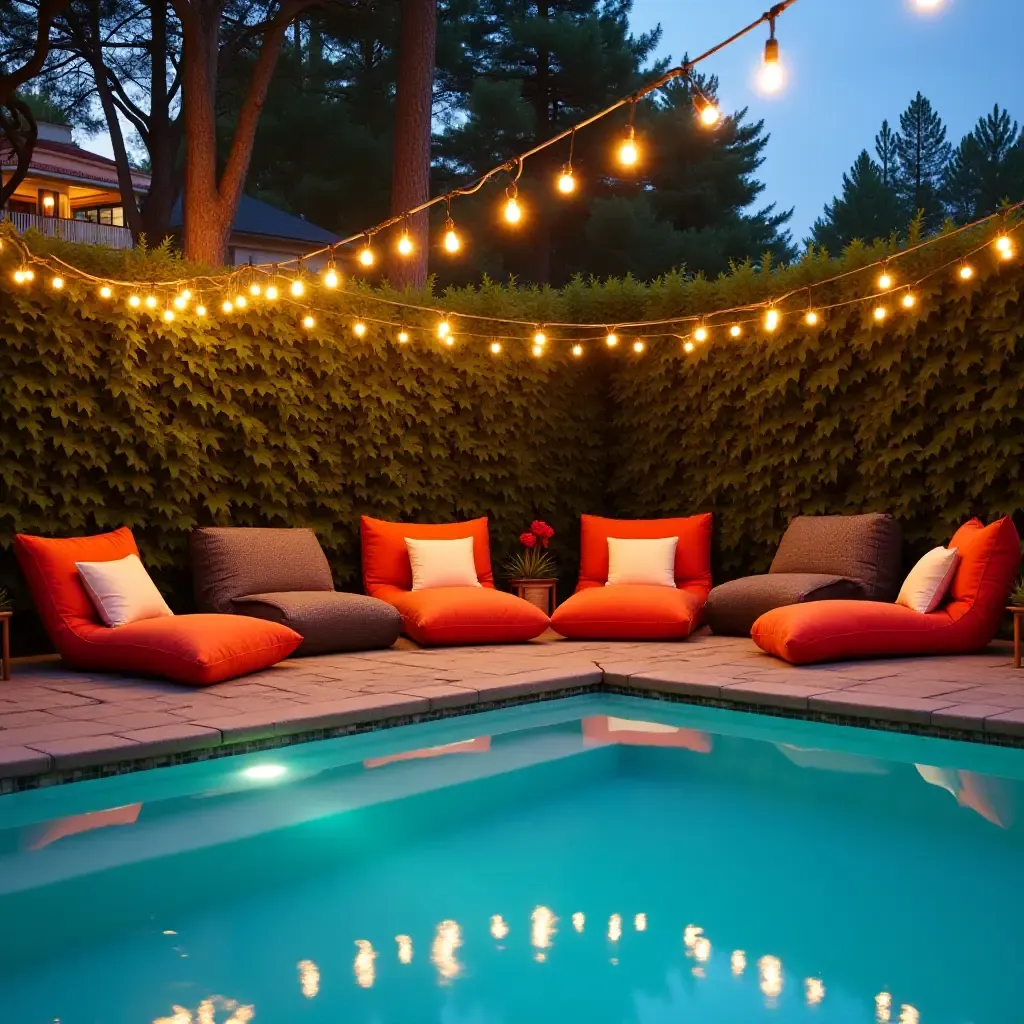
<box><xmin>0</xmin><ymin>696</ymin><xmax>1021</xmax><ymax>1024</ymax></box>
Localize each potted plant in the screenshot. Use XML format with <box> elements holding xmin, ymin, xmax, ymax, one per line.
<box><xmin>504</xmin><ymin>521</ymin><xmax>558</xmax><ymax>614</ymax></box>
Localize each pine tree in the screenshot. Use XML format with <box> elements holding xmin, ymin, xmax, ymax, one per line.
<box><xmin>875</xmin><ymin>119</ymin><xmax>898</xmax><ymax>188</ymax></box>
<box><xmin>944</xmin><ymin>104</ymin><xmax>1024</xmax><ymax>222</ymax></box>
<box><xmin>810</xmin><ymin>150</ymin><xmax>905</xmax><ymax>252</ymax></box>
<box><xmin>894</xmin><ymin>92</ymin><xmax>951</xmax><ymax>231</ymax></box>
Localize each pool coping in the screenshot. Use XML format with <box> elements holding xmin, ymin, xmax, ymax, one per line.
<box><xmin>4</xmin><ymin>669</ymin><xmax>1024</xmax><ymax>794</ymax></box>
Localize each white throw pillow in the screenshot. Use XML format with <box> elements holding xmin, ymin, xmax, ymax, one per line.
<box><xmin>76</xmin><ymin>553</ymin><xmax>174</xmax><ymax>627</ymax></box>
<box><xmin>405</xmin><ymin>536</ymin><xmax>482</xmax><ymax>590</ymax></box>
<box><xmin>606</xmin><ymin>536</ymin><xmax>678</xmax><ymax>587</ymax></box>
<box><xmin>896</xmin><ymin>545</ymin><xmax>960</xmax><ymax>614</ymax></box>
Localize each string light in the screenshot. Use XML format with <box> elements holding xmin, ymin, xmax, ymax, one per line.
<box><xmin>878</xmin><ymin>269</ymin><xmax>894</xmax><ymax>290</ymax></box>
<box><xmin>605</xmin><ymin>332</ymin><xmax>619</xmax><ymax>348</ymax></box>
<box><xmin>50</xmin><ymin>275</ymin><xmax>63</xmax><ymax>289</ymax></box>
<box><xmin>12</xmin><ymin>268</ymin><xmax>25</xmax><ymax>283</ymax></box>
<box><xmin>444</xmin><ymin>335</ymin><xmax>455</xmax><ymax>348</ymax></box>
<box><xmin>172</xmin><ymin>294</ymin><xmax>186</xmax><ymax>310</ymax></box>
<box><xmin>683</xmin><ymin>340</ymin><xmax>695</xmax><ymax>354</ymax></box>
<box><xmin>443</xmin><ymin>217</ymin><xmax>461</xmax><ymax>254</ymax></box>
<box><xmin>730</xmin><ymin>324</ymin><xmax>742</xmax><ymax>338</ymax></box>
<box><xmin>353</xmin><ymin>321</ymin><xmax>367</xmax><ymax>337</ymax></box>
<box><xmin>490</xmin><ymin>341</ymin><xmax>502</xmax><ymax>354</ymax></box>
<box><xmin>902</xmin><ymin>292</ymin><xmax>917</xmax><ymax>309</ymax></box>
<box><xmin>694</xmin><ymin>325</ymin><xmax>708</xmax><ymax>343</ymax></box>
<box><xmin>699</xmin><ymin>102</ymin><xmax>721</xmax><ymax>127</ymax></box>
<box><xmin>182</xmin><ymin>288</ymin><xmax>192</xmax><ymax>301</ymax></box>
<box><xmin>145</xmin><ymin>294</ymin><xmax>157</xmax><ymax>309</ymax></box>
<box><xmin>99</xmin><ymin>285</ymin><xmax>112</xmax><ymax>299</ymax></box>
<box><xmin>303</xmin><ymin>314</ymin><xmax>315</xmax><ymax>329</ymax></box>
<box><xmin>249</xmin><ymin>282</ymin><xmax>262</xmax><ymax>297</ymax></box>
<box><xmin>128</xmin><ymin>294</ymin><xmax>141</xmax><ymax>308</ymax></box>
<box><xmin>805</xmin><ymin>310</ymin><xmax>819</xmax><ymax>326</ymax></box>
<box><xmin>503</xmin><ymin>184</ymin><xmax>522</xmax><ymax>225</ymax></box>
<box><xmin>290</xmin><ymin>278</ymin><xmax>305</xmax><ymax>297</ymax></box>
<box><xmin>438</xmin><ymin>318</ymin><xmax>451</xmax><ymax>339</ymax></box>
<box><xmin>358</xmin><ymin>237</ymin><xmax>375</xmax><ymax>267</ymax></box>
<box><xmin>196</xmin><ymin>303</ymin><xmax>207</xmax><ymax>317</ymax></box>
<box><xmin>324</xmin><ymin>260</ymin><xmax>339</xmax><ymax>288</ymax></box>
<box><xmin>633</xmin><ymin>339</ymin><xmax>645</xmax><ymax>353</ymax></box>
<box><xmin>873</xmin><ymin>305</ymin><xmax>888</xmax><ymax>322</ymax></box>
<box><xmin>397</xmin><ymin>222</ymin><xmax>414</xmax><ymax>256</ymax></box>
<box><xmin>759</xmin><ymin>16</ymin><xmax>785</xmax><ymax>94</ymax></box>
<box><xmin>618</xmin><ymin>123</ymin><xmax>639</xmax><ymax>167</ymax></box>
<box><xmin>222</xmin><ymin>299</ymin><xmax>234</xmax><ymax>313</ymax></box>
<box><xmin>764</xmin><ymin>307</ymin><xmax>780</xmax><ymax>332</ymax></box>
<box><xmin>995</xmin><ymin>234</ymin><xmax>1014</xmax><ymax>259</ymax></box>
<box><xmin>235</xmin><ymin>295</ymin><xmax>248</xmax><ymax>309</ymax></box>
<box><xmin>266</xmin><ymin>283</ymin><xmax>279</xmax><ymax>300</ymax></box>
<box><xmin>959</xmin><ymin>264</ymin><xmax>974</xmax><ymax>280</ymax></box>
<box><xmin>163</xmin><ymin>309</ymin><xmax>175</xmax><ymax>322</ymax></box>
<box><xmin>532</xmin><ymin>343</ymin><xmax>544</xmax><ymax>357</ymax></box>
<box><xmin>572</xmin><ymin>344</ymin><xmax>583</xmax><ymax>357</ymax></box>
<box><xmin>557</xmin><ymin>164</ymin><xmax>575</xmax><ymax>194</ymax></box>
<box><xmin>533</xmin><ymin>329</ymin><xmax>547</xmax><ymax>347</ymax></box>
<box><xmin>397</xmin><ymin>329</ymin><xmax>410</xmax><ymax>343</ymax></box>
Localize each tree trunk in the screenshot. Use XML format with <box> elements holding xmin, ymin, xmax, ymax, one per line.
<box><xmin>389</xmin><ymin>0</ymin><xmax>437</xmax><ymax>290</ymax></box>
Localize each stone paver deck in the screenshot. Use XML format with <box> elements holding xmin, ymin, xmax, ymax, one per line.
<box><xmin>3</xmin><ymin>629</ymin><xmax>1024</xmax><ymax>789</ymax></box>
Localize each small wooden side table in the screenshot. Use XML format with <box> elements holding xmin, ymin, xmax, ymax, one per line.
<box><xmin>1009</xmin><ymin>607</ymin><xmax>1024</xmax><ymax>668</ymax></box>
<box><xmin>0</xmin><ymin>612</ymin><xmax>10</xmax><ymax>681</ymax></box>
<box><xmin>511</xmin><ymin>579</ymin><xmax>558</xmax><ymax>617</ymax></box>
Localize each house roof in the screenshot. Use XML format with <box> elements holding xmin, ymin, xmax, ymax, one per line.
<box><xmin>0</xmin><ymin>134</ymin><xmax>151</xmax><ymax>194</ymax></box>
<box><xmin>169</xmin><ymin>194</ymin><xmax>339</xmax><ymax>246</ymax></box>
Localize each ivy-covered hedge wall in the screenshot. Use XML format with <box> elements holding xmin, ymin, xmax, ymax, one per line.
<box><xmin>1</xmin><ymin>225</ymin><xmax>1022</xmax><ymax>653</ymax></box>
<box><xmin>610</xmin><ymin>250</ymin><xmax>1024</xmax><ymax>577</ymax></box>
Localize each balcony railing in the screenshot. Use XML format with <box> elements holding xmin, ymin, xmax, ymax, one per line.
<box><xmin>3</xmin><ymin>210</ymin><xmax>134</xmax><ymax>249</ymax></box>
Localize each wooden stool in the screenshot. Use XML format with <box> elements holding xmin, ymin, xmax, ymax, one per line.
<box><xmin>1009</xmin><ymin>607</ymin><xmax>1024</xmax><ymax>668</ymax></box>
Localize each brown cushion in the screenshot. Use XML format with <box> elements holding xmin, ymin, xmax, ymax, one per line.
<box><xmin>769</xmin><ymin>513</ymin><xmax>902</xmax><ymax>600</ymax></box>
<box><xmin>705</xmin><ymin>573</ymin><xmax>866</xmax><ymax>636</ymax></box>
<box><xmin>191</xmin><ymin>527</ymin><xmax>334</xmax><ymax>612</ymax></box>
<box><xmin>233</xmin><ymin>591</ymin><xmax>402</xmax><ymax>655</ymax></box>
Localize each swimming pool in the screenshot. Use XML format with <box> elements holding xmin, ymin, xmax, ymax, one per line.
<box><xmin>0</xmin><ymin>695</ymin><xmax>1020</xmax><ymax>1023</ymax></box>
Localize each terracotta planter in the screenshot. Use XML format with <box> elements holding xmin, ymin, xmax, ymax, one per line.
<box><xmin>510</xmin><ymin>578</ymin><xmax>558</xmax><ymax>616</ymax></box>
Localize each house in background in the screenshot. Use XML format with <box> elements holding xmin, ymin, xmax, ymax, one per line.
<box><xmin>2</xmin><ymin>122</ymin><xmax>338</xmax><ymax>266</ymax></box>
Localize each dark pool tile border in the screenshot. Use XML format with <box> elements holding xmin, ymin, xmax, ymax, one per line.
<box><xmin>4</xmin><ymin>678</ymin><xmax>1024</xmax><ymax>794</ymax></box>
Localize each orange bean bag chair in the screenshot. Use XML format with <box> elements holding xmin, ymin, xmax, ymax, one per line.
<box><xmin>550</xmin><ymin>513</ymin><xmax>713</xmax><ymax>640</ymax></box>
<box><xmin>14</xmin><ymin>527</ymin><xmax>302</xmax><ymax>685</ymax></box>
<box><xmin>751</xmin><ymin>517</ymin><xmax>1020</xmax><ymax>664</ymax></box>
<box><xmin>360</xmin><ymin>515</ymin><xmax>549</xmax><ymax>645</ymax></box>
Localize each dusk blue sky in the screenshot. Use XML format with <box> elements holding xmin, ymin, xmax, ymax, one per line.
<box><xmin>631</xmin><ymin>0</ymin><xmax>1024</xmax><ymax>239</ymax></box>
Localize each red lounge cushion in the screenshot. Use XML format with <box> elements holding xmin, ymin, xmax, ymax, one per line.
<box><xmin>361</xmin><ymin>516</ymin><xmax>495</xmax><ymax>594</ymax></box>
<box><xmin>14</xmin><ymin>528</ymin><xmax>301</xmax><ymax>684</ymax></box>
<box><xmin>751</xmin><ymin>517</ymin><xmax>1020</xmax><ymax>664</ymax></box>
<box><xmin>577</xmin><ymin>514</ymin><xmax>712</xmax><ymax>594</ymax></box>
<box><xmin>380</xmin><ymin>587</ymin><xmax>549</xmax><ymax>646</ymax></box>
<box><xmin>551</xmin><ymin>585</ymin><xmax>705</xmax><ymax>641</ymax></box>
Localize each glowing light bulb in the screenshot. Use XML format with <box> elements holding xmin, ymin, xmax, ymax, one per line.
<box><xmin>959</xmin><ymin>264</ymin><xmax>974</xmax><ymax>280</ymax></box>
<box><xmin>51</xmin><ymin>275</ymin><xmax>63</xmax><ymax>290</ymax></box>
<box><xmin>995</xmin><ymin>234</ymin><xmax>1012</xmax><ymax>253</ymax></box>
<box><xmin>444</xmin><ymin>336</ymin><xmax>455</xmax><ymax>347</ymax></box>
<box><xmin>684</xmin><ymin>340</ymin><xmax>695</xmax><ymax>353</ymax></box>
<box><xmin>99</xmin><ymin>285</ymin><xmax>112</xmax><ymax>299</ymax></box>
<box><xmin>533</xmin><ymin>329</ymin><xmax>547</xmax><ymax>347</ymax></box>
<box><xmin>398</xmin><ymin>330</ymin><xmax>410</xmax><ymax>343</ymax></box>
<box><xmin>874</xmin><ymin>305</ymin><xmax>888</xmax><ymax>322</ymax></box>
<box><xmin>532</xmin><ymin>344</ymin><xmax>544</xmax><ymax>357</ymax></box>
<box><xmin>805</xmin><ymin>310</ymin><xmax>819</xmax><ymax>326</ymax></box>
<box><xmin>572</xmin><ymin>343</ymin><xmax>583</xmax><ymax>357</ymax></box>
<box><xmin>730</xmin><ymin>324</ymin><xmax>742</xmax><ymax>338</ymax></box>
<box><xmin>303</xmin><ymin>314</ymin><xmax>315</xmax><ymax>329</ymax></box>
<box><xmin>759</xmin><ymin>35</ymin><xmax>784</xmax><ymax>93</ymax></box>
<box><xmin>878</xmin><ymin>271</ymin><xmax>894</xmax><ymax>290</ymax></box>
<box><xmin>557</xmin><ymin>165</ymin><xmax>575</xmax><ymax>194</ymax></box>
<box><xmin>128</xmin><ymin>294</ymin><xmax>141</xmax><ymax>308</ymax></box>
<box><xmin>163</xmin><ymin>309</ymin><xmax>175</xmax><ymax>322</ymax></box>
<box><xmin>290</xmin><ymin>278</ymin><xmax>304</xmax><ymax>297</ymax></box>
<box><xmin>222</xmin><ymin>300</ymin><xmax>234</xmax><ymax>314</ymax></box>
<box><xmin>353</xmin><ymin>321</ymin><xmax>367</xmax><ymax>337</ymax></box>
<box><xmin>266</xmin><ymin>284</ymin><xmax>279</xmax><ymax>300</ymax></box>
<box><xmin>694</xmin><ymin>325</ymin><xmax>708</xmax><ymax>343</ymax></box>
<box><xmin>12</xmin><ymin>269</ymin><xmax>24</xmax><ymax>283</ymax></box>
<box><xmin>249</xmin><ymin>283</ymin><xmax>262</xmax><ymax>297</ymax></box>
<box><xmin>437</xmin><ymin>319</ymin><xmax>451</xmax><ymax>338</ymax></box>
<box><xmin>913</xmin><ymin>0</ymin><xmax>942</xmax><ymax>10</ymax></box>
<box><xmin>324</xmin><ymin>266</ymin><xmax>339</xmax><ymax>288</ymax></box>
<box><xmin>902</xmin><ymin>292</ymin><xmax>917</xmax><ymax>308</ymax></box>
<box><xmin>145</xmin><ymin>295</ymin><xmax>157</xmax><ymax>309</ymax></box>
<box><xmin>196</xmin><ymin>304</ymin><xmax>207</xmax><ymax>317</ymax></box>
<box><xmin>503</xmin><ymin>190</ymin><xmax>522</xmax><ymax>224</ymax></box>
<box><xmin>443</xmin><ymin>221</ymin><xmax>461</xmax><ymax>253</ymax></box>
<box><xmin>23</xmin><ymin>268</ymin><xmax>34</xmax><ymax>281</ymax></box>
<box><xmin>182</xmin><ymin>288</ymin><xmax>192</xmax><ymax>301</ymax></box>
<box><xmin>358</xmin><ymin>245</ymin><xmax>374</xmax><ymax>267</ymax></box>
<box><xmin>490</xmin><ymin>341</ymin><xmax>502</xmax><ymax>355</ymax></box>
<box><xmin>633</xmin><ymin>339</ymin><xmax>645</xmax><ymax>354</ymax></box>
<box><xmin>764</xmin><ymin>308</ymin><xmax>780</xmax><ymax>332</ymax></box>
<box><xmin>397</xmin><ymin>232</ymin><xmax>414</xmax><ymax>256</ymax></box>
<box><xmin>700</xmin><ymin>103</ymin><xmax>721</xmax><ymax>127</ymax></box>
<box><xmin>235</xmin><ymin>295</ymin><xmax>248</xmax><ymax>309</ymax></box>
<box><xmin>618</xmin><ymin>125</ymin><xmax>638</xmax><ymax>167</ymax></box>
<box><xmin>605</xmin><ymin>332</ymin><xmax>619</xmax><ymax>348</ymax></box>
<box><xmin>173</xmin><ymin>295</ymin><xmax>186</xmax><ymax>310</ymax></box>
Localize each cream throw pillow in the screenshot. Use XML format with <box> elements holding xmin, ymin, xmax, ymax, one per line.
<box><xmin>76</xmin><ymin>553</ymin><xmax>174</xmax><ymax>627</ymax></box>
<box><xmin>896</xmin><ymin>545</ymin><xmax>960</xmax><ymax>614</ymax></box>
<box><xmin>606</xmin><ymin>536</ymin><xmax>678</xmax><ymax>587</ymax></box>
<box><xmin>405</xmin><ymin>536</ymin><xmax>482</xmax><ymax>590</ymax></box>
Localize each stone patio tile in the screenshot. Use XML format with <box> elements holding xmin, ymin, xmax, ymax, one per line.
<box><xmin>185</xmin><ymin>712</ymin><xmax>279</xmax><ymax>743</ymax></box>
<box><xmin>808</xmin><ymin>690</ymin><xmax>957</xmax><ymax>725</ymax></box>
<box><xmin>930</xmin><ymin>703</ymin><xmax>1009</xmax><ymax>731</ymax></box>
<box><xmin>395</xmin><ymin>684</ymin><xmax>479</xmax><ymax>710</ymax></box>
<box><xmin>5</xmin><ymin>691</ymin><xmax>101</xmax><ymax>711</ymax></box>
<box><xmin>272</xmin><ymin>693</ymin><xmax>430</xmax><ymax>735</ymax></box>
<box><xmin>720</xmin><ymin>680</ymin><xmax>837</xmax><ymax>710</ymax></box>
<box><xmin>27</xmin><ymin>734</ymin><xmax>141</xmax><ymax>770</ymax></box>
<box><xmin>0</xmin><ymin>718</ymin><xmax>122</xmax><ymax>746</ymax></box>
<box><xmin>984</xmin><ymin>709</ymin><xmax>1024</xmax><ymax>738</ymax></box>
<box><xmin>940</xmin><ymin>688</ymin><xmax>1024</xmax><ymax>708</ymax></box>
<box><xmin>92</xmin><ymin>711</ymin><xmax>193</xmax><ymax>731</ymax></box>
<box><xmin>65</xmin><ymin>681</ymin><xmax>184</xmax><ymax>699</ymax></box>
<box><xmin>283</xmin><ymin>688</ymin><xmax>366</xmax><ymax>704</ymax></box>
<box><xmin>472</xmin><ymin>665</ymin><xmax>602</xmax><ymax>702</ymax></box>
<box><xmin>598</xmin><ymin>661</ymin><xmax>670</xmax><ymax>686</ymax></box>
<box><xmin>617</xmin><ymin>667</ymin><xmax>726</xmax><ymax>699</ymax></box>
<box><xmin>839</xmin><ymin>680</ymin><xmax>977</xmax><ymax>699</ymax></box>
<box><xmin>0</xmin><ymin>745</ymin><xmax>53</xmax><ymax>777</ymax></box>
<box><xmin>0</xmin><ymin>709</ymin><xmax>73</xmax><ymax>730</ymax></box>
<box><xmin>114</xmin><ymin>723</ymin><xmax>222</xmax><ymax>757</ymax></box>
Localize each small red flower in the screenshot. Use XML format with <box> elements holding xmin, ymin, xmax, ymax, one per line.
<box><xmin>520</xmin><ymin>532</ymin><xmax>537</xmax><ymax>548</ymax></box>
<box><xmin>531</xmin><ymin>520</ymin><xmax>555</xmax><ymax>539</ymax></box>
